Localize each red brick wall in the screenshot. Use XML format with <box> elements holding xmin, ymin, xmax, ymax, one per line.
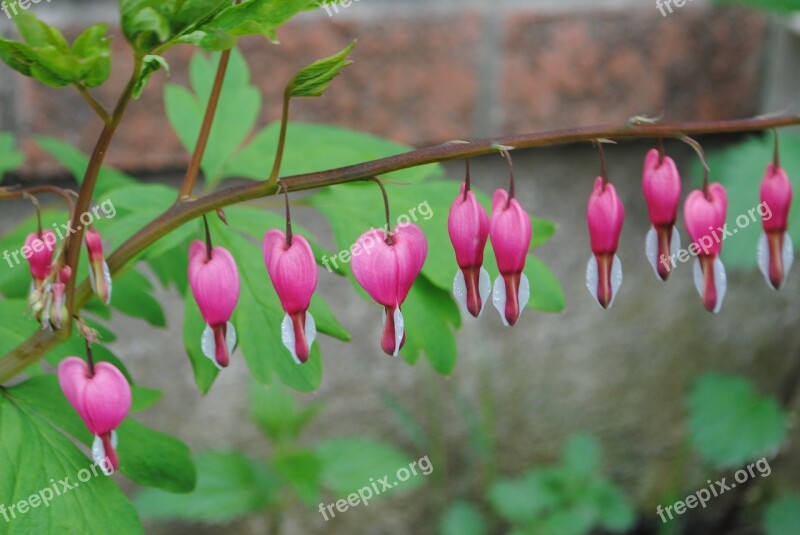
<box><xmin>4</xmin><ymin>4</ymin><xmax>766</xmax><ymax>177</ymax></box>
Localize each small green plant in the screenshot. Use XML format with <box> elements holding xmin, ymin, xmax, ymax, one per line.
<box><xmin>135</xmin><ymin>380</ymin><xmax>425</xmax><ymax>525</ymax></box>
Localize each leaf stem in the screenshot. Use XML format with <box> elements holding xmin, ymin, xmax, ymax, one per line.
<box><xmin>1</xmin><ymin>114</ymin><xmax>800</xmax><ymax>382</ymax></box>
<box><xmin>280</xmin><ymin>182</ymin><xmax>293</xmax><ymax>247</ymax></box>
<box><xmin>76</xmin><ymin>84</ymin><xmax>111</xmax><ymax>125</ymax></box>
<box><xmin>267</xmin><ymin>89</ymin><xmax>292</xmax><ymax>187</ymax></box>
<box><xmin>178</xmin><ymin>49</ymin><xmax>233</xmax><ymax>200</ymax></box>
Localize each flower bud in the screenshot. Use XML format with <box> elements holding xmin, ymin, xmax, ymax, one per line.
<box><xmin>586</xmin><ymin>177</ymin><xmax>625</xmax><ymax>309</ymax></box>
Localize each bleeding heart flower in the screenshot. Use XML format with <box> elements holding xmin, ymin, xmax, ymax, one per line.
<box><xmin>684</xmin><ymin>183</ymin><xmax>728</xmax><ymax>313</ymax></box>
<box><xmin>188</xmin><ymin>240</ymin><xmax>240</xmax><ymax>368</ymax></box>
<box><xmin>58</xmin><ymin>357</ymin><xmax>131</xmax><ymax>474</ymax></box>
<box><xmin>586</xmin><ymin>177</ymin><xmax>625</xmax><ymax>309</ymax></box>
<box><xmin>263</xmin><ymin>230</ymin><xmax>318</xmax><ymax>364</ymax></box>
<box><xmin>448</xmin><ymin>182</ymin><xmax>490</xmax><ymax>318</ymax></box>
<box><xmin>352</xmin><ymin>224</ymin><xmax>427</xmax><ymax>356</ymax></box>
<box><xmin>642</xmin><ymin>148</ymin><xmax>682</xmax><ymax>280</ymax></box>
<box><xmin>758</xmin><ymin>163</ymin><xmax>793</xmax><ymax>290</ymax></box>
<box><xmin>489</xmin><ymin>189</ymin><xmax>532</xmax><ymax>326</ymax></box>
<box><xmin>85</xmin><ymin>226</ymin><xmax>111</xmax><ymax>305</ymax></box>
<box><xmin>25</xmin><ymin>230</ymin><xmax>56</xmax><ymax>289</ymax></box>
<box><xmin>42</xmin><ymin>265</ymin><xmax>71</xmax><ymax>330</ymax></box>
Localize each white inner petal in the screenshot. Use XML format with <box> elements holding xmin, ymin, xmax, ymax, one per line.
<box><xmin>201</xmin><ymin>324</ymin><xmax>223</xmax><ymax>370</ymax></box>
<box><xmin>608</xmin><ymin>254</ymin><xmax>623</xmax><ymax>309</ymax></box>
<box><xmin>517</xmin><ymin>273</ymin><xmax>530</xmax><ymax>316</ymax></box>
<box><xmin>671</xmin><ymin>226</ymin><xmax>681</xmax><ymax>257</ymax></box>
<box><xmin>492</xmin><ymin>276</ymin><xmax>509</xmax><ymax>327</ymax></box>
<box><xmin>783</xmin><ymin>233</ymin><xmax>794</xmax><ymax>286</ymax></box>
<box><xmin>281</xmin><ymin>313</ymin><xmax>301</xmax><ymax>365</ymax></box>
<box><xmin>91</xmin><ymin>434</ymin><xmax>113</xmax><ymax>475</ymax></box>
<box><xmin>478</xmin><ymin>267</ymin><xmax>492</xmax><ymax>316</ymax></box>
<box><xmin>392</xmin><ymin>307</ymin><xmax>404</xmax><ymax>357</ymax></box>
<box><xmin>102</xmin><ymin>260</ymin><xmax>112</xmax><ymax>304</ymax></box>
<box><xmin>306</xmin><ymin>312</ymin><xmax>317</xmax><ymax>354</ymax></box>
<box><xmin>225</xmin><ymin>321</ymin><xmax>237</xmax><ymax>356</ymax></box>
<box><xmin>452</xmin><ymin>270</ymin><xmax>468</xmax><ymax>311</ymax></box>
<box><xmin>713</xmin><ymin>256</ymin><xmax>727</xmax><ymax>314</ymax></box>
<box><xmin>585</xmin><ymin>256</ymin><xmax>600</xmax><ymax>308</ymax></box>
<box><xmin>645</xmin><ymin>226</ymin><xmax>659</xmax><ymax>278</ymax></box>
<box><xmin>757</xmin><ymin>233</ymin><xmax>770</xmax><ymax>288</ymax></box>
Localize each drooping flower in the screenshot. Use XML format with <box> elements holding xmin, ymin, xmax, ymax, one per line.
<box><xmin>42</xmin><ymin>265</ymin><xmax>71</xmax><ymax>330</ymax></box>
<box><xmin>642</xmin><ymin>148</ymin><xmax>682</xmax><ymax>280</ymax></box>
<box><xmin>489</xmin><ymin>189</ymin><xmax>532</xmax><ymax>325</ymax></box>
<box><xmin>586</xmin><ymin>177</ymin><xmax>625</xmax><ymax>309</ymax></box>
<box><xmin>758</xmin><ymin>163</ymin><xmax>793</xmax><ymax>290</ymax></box>
<box><xmin>448</xmin><ymin>182</ymin><xmax>491</xmax><ymax>317</ymax></box>
<box><xmin>58</xmin><ymin>357</ymin><xmax>132</xmax><ymax>474</ymax></box>
<box><xmin>188</xmin><ymin>240</ymin><xmax>240</xmax><ymax>368</ymax></box>
<box><xmin>25</xmin><ymin>230</ymin><xmax>56</xmax><ymax>290</ymax></box>
<box><xmin>263</xmin><ymin>230</ymin><xmax>318</xmax><ymax>364</ymax></box>
<box><xmin>684</xmin><ymin>183</ymin><xmax>728</xmax><ymax>313</ymax></box>
<box><xmin>352</xmin><ymin>224</ymin><xmax>427</xmax><ymax>356</ymax></box>
<box><xmin>85</xmin><ymin>226</ymin><xmax>111</xmax><ymax>305</ymax></box>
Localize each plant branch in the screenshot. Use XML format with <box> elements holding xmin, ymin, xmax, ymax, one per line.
<box><xmin>62</xmin><ymin>57</ymin><xmax>143</xmax><ymax>325</ymax></box>
<box><xmin>178</xmin><ymin>49</ymin><xmax>233</xmax><ymax>200</ymax></box>
<box><xmin>267</xmin><ymin>89</ymin><xmax>291</xmax><ymax>187</ymax></box>
<box><xmin>0</xmin><ymin>185</ymin><xmax>77</xmax><ymax>215</ymax></box>
<box><xmin>75</xmin><ymin>85</ymin><xmax>111</xmax><ymax>124</ymax></box>
<box><xmin>1</xmin><ymin>114</ymin><xmax>799</xmax><ymax>382</ymax></box>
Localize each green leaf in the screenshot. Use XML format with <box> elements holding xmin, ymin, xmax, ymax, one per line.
<box><xmin>440</xmin><ymin>501</ymin><xmax>487</xmax><ymax>535</ymax></box>
<box><xmin>401</xmin><ymin>277</ymin><xmax>461</xmax><ymax>374</ymax></box>
<box><xmin>121</xmin><ymin>0</ymin><xmax>314</xmax><ymax>53</ymax></box>
<box><xmin>111</xmin><ymin>268</ymin><xmax>167</xmax><ymax>327</ymax></box>
<box><xmin>273</xmin><ymin>449</ymin><xmax>322</xmax><ymax>505</ymax></box>
<box><xmin>185</xmin><ymin>0</ymin><xmax>317</xmax><ymax>49</ymax></box>
<box><xmin>249</xmin><ymin>380</ymin><xmax>322</xmax><ymax>444</ymax></box>
<box><xmin>0</xmin><ymin>14</ymin><xmax>111</xmax><ymax>88</ymax></box>
<box><xmin>712</xmin><ymin>0</ymin><xmax>800</xmax><ymax>13</ymax></box>
<box><xmin>489</xmin><ymin>433</ymin><xmax>634</xmax><ymax>535</ymax></box>
<box><xmin>0</xmin><ymin>132</ymin><xmax>25</xmax><ymax>176</ymax></box>
<box><xmin>288</xmin><ymin>41</ymin><xmax>355</xmax><ymax>97</ymax></box>
<box><xmin>8</xmin><ymin>375</ymin><xmax>197</xmax><ymax>493</ymax></box>
<box><xmin>701</xmin><ymin>134</ymin><xmax>800</xmax><ymax>268</ymax></box>
<box><xmin>688</xmin><ymin>374</ymin><xmax>788</xmax><ymax>468</ymax></box>
<box><xmin>136</xmin><ymin>451</ymin><xmax>278</xmax><ymax>523</ymax></box>
<box><xmin>0</xmin><ymin>390</ymin><xmax>143</xmax><ymax>534</ymax></box>
<box><xmin>131</xmin><ymin>386</ymin><xmax>163</xmax><ymax>413</ymax></box>
<box><xmin>0</xmin><ymin>300</ymin><xmax>38</xmax><ymax>357</ymax></box>
<box><xmin>164</xmin><ymin>48</ymin><xmax>261</xmax><ymax>188</ymax></box>
<box><xmin>764</xmin><ymin>494</ymin><xmax>800</xmax><ymax>535</ymax></box>
<box><xmin>525</xmin><ymin>256</ymin><xmax>566</xmax><ymax>313</ymax></box>
<box><xmin>315</xmin><ymin>438</ymin><xmax>426</xmax><ymax>497</ymax></box>
<box><xmin>562</xmin><ymin>433</ymin><xmax>601</xmax><ymax>475</ymax></box>
<box><xmin>133</xmin><ymin>54</ymin><xmax>169</xmax><ymax>98</ymax></box>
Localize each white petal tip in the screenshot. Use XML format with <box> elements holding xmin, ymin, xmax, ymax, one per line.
<box><xmin>200</xmin><ymin>324</ymin><xmax>224</xmax><ymax>370</ymax></box>
<box><xmin>393</xmin><ymin>308</ymin><xmax>404</xmax><ymax>357</ymax></box>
